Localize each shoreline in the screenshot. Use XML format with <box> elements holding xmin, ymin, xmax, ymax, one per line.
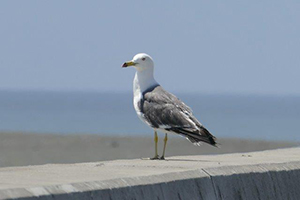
<box><xmin>0</xmin><ymin>132</ymin><xmax>298</xmax><ymax>168</ymax></box>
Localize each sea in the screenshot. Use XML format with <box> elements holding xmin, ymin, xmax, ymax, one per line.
<box><xmin>0</xmin><ymin>90</ymin><xmax>299</xmax><ymax>141</ymax></box>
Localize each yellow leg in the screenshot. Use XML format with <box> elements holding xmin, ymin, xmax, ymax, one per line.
<box><xmin>160</xmin><ymin>133</ymin><xmax>168</xmax><ymax>160</ymax></box>
<box><xmin>151</xmin><ymin>130</ymin><xmax>159</xmax><ymax>160</ymax></box>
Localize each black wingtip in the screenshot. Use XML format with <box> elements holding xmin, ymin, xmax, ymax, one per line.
<box><xmin>209</xmin><ymin>136</ymin><xmax>216</xmax><ymax>145</ymax></box>
<box><xmin>209</xmin><ymin>136</ymin><xmax>220</xmax><ymax>148</ymax></box>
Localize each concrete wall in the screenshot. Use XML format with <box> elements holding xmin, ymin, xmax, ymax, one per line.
<box><xmin>0</xmin><ymin>148</ymin><xmax>299</xmax><ymax>200</ymax></box>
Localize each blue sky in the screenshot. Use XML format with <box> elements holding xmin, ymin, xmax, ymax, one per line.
<box><xmin>0</xmin><ymin>1</ymin><xmax>299</xmax><ymax>95</ymax></box>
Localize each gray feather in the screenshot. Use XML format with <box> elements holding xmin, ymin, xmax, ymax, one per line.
<box><xmin>139</xmin><ymin>85</ymin><xmax>217</xmax><ymax>146</ymax></box>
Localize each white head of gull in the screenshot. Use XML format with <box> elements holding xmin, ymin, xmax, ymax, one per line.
<box><xmin>123</xmin><ymin>53</ymin><xmax>157</xmax><ymax>94</ymax></box>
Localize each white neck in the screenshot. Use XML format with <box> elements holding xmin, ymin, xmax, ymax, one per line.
<box><xmin>133</xmin><ymin>68</ymin><xmax>158</xmax><ymax>94</ymax></box>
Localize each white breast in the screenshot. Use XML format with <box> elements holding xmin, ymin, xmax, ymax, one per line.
<box><xmin>133</xmin><ymin>74</ymin><xmax>147</xmax><ymax>125</ymax></box>
<box><xmin>132</xmin><ymin>70</ymin><xmax>159</xmax><ymax>127</ymax></box>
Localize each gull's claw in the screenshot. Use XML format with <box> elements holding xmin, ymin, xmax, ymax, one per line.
<box><xmin>150</xmin><ymin>155</ymin><xmax>160</xmax><ymax>160</ymax></box>
<box><xmin>159</xmin><ymin>156</ymin><xmax>165</xmax><ymax>160</ymax></box>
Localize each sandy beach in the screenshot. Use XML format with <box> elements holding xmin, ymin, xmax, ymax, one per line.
<box><xmin>0</xmin><ymin>132</ymin><xmax>297</xmax><ymax>168</ymax></box>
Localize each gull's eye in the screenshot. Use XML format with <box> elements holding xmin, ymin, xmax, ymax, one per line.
<box><xmin>142</xmin><ymin>57</ymin><xmax>146</xmax><ymax>61</ymax></box>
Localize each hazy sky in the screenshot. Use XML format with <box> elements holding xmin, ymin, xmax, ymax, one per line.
<box><xmin>0</xmin><ymin>1</ymin><xmax>299</xmax><ymax>95</ymax></box>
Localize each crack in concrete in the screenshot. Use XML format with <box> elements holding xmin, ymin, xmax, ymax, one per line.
<box><xmin>202</xmin><ymin>168</ymin><xmax>218</xmax><ymax>200</ymax></box>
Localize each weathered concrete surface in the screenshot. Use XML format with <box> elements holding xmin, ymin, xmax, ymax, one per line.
<box><xmin>206</xmin><ymin>162</ymin><xmax>300</xmax><ymax>200</ymax></box>
<box><xmin>0</xmin><ymin>147</ymin><xmax>299</xmax><ymax>200</ymax></box>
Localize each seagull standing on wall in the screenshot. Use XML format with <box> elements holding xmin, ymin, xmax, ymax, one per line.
<box><xmin>122</xmin><ymin>53</ymin><xmax>217</xmax><ymax>160</ymax></box>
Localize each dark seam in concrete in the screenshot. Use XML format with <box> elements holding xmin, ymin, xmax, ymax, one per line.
<box><xmin>177</xmin><ymin>192</ymin><xmax>182</xmax><ymax>200</ymax></box>
<box><xmin>201</xmin><ymin>168</ymin><xmax>218</xmax><ymax>200</ymax></box>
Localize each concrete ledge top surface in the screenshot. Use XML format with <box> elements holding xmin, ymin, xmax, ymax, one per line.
<box><xmin>0</xmin><ymin>147</ymin><xmax>299</xmax><ymax>191</ymax></box>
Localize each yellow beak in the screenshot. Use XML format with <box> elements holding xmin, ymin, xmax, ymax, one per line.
<box><xmin>122</xmin><ymin>61</ymin><xmax>136</xmax><ymax>68</ymax></box>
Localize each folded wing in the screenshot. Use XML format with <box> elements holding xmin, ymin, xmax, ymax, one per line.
<box><xmin>140</xmin><ymin>85</ymin><xmax>217</xmax><ymax>147</ymax></box>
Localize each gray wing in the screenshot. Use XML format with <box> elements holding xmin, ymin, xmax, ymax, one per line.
<box><xmin>140</xmin><ymin>85</ymin><xmax>217</xmax><ymax>146</ymax></box>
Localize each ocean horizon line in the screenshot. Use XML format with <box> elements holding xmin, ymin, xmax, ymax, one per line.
<box><xmin>0</xmin><ymin>88</ymin><xmax>299</xmax><ymax>98</ymax></box>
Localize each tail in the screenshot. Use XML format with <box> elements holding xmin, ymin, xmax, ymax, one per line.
<box><xmin>185</xmin><ymin>126</ymin><xmax>219</xmax><ymax>148</ymax></box>
<box><xmin>166</xmin><ymin>126</ymin><xmax>219</xmax><ymax>147</ymax></box>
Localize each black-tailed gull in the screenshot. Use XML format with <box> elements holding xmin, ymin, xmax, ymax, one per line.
<box><xmin>122</xmin><ymin>53</ymin><xmax>217</xmax><ymax>160</ymax></box>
